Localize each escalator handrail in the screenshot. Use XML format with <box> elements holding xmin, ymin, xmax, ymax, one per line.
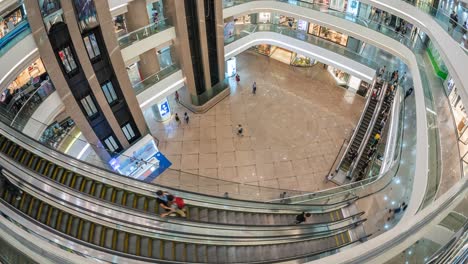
<box><xmin>0</xmin><ymin>121</ymin><xmax>353</xmax><ymax>212</ymax></box>
<box><xmin>2</xmin><ymin>157</ymin><xmax>367</xmax><ymax>240</ymax></box>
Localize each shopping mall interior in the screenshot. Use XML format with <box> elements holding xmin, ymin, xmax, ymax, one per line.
<box><xmin>0</xmin><ymin>0</ymin><xmax>466</xmax><ymax>263</ymax></box>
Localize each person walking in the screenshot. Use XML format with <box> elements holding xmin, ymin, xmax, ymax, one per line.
<box><xmin>405</xmin><ymin>87</ymin><xmax>414</xmax><ymax>100</ymax></box>
<box><xmin>174</xmin><ymin>113</ymin><xmax>181</xmax><ymax>125</ymax></box>
<box><xmin>235</xmin><ymin>73</ymin><xmax>240</xmax><ymax>82</ymax></box>
<box><xmin>175</xmin><ymin>91</ymin><xmax>180</xmax><ymax>103</ymax></box>
<box><xmin>184</xmin><ymin>112</ymin><xmax>189</xmax><ymax>124</ymax></box>
<box><xmin>252</xmin><ymin>81</ymin><xmax>257</xmax><ymax>95</ymax></box>
<box><xmin>294</xmin><ymin>212</ymin><xmax>311</xmax><ymax>224</ymax></box>
<box><xmin>449</xmin><ymin>11</ymin><xmax>458</xmax><ymax>33</ymax></box>
<box><xmin>371</xmin><ymin>133</ymin><xmax>381</xmax><ymax>147</ymax></box>
<box><xmin>237</xmin><ymin>124</ymin><xmax>243</xmax><ymax>136</ymax></box>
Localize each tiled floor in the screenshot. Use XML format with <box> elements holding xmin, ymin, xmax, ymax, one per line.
<box><xmin>146</xmin><ymin>52</ymin><xmax>365</xmax><ymax>193</ymax></box>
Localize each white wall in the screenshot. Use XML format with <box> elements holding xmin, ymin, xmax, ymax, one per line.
<box><xmin>120</xmin><ymin>27</ymin><xmax>176</xmax><ymax>62</ymax></box>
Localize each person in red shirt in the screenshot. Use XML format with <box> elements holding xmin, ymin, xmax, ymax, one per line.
<box><xmin>160</xmin><ymin>195</ymin><xmax>186</xmax><ymax>218</ymax></box>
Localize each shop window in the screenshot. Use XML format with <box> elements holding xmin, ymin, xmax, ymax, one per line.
<box><xmin>83</xmin><ymin>33</ymin><xmax>101</xmax><ymax>61</ymax></box>
<box><xmin>103</xmin><ymin>135</ymin><xmax>119</xmax><ymax>153</ymax></box>
<box><xmin>101</xmin><ymin>81</ymin><xmax>118</xmax><ymax>104</ymax></box>
<box><xmin>80</xmin><ymin>95</ymin><xmax>98</xmax><ymax>118</ymax></box>
<box><xmin>57</xmin><ymin>47</ymin><xmax>77</xmax><ymax>74</ymax></box>
<box><xmin>121</xmin><ymin>123</ymin><xmax>136</xmax><ymax>141</ymax></box>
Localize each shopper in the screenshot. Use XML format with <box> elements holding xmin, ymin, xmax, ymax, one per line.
<box><xmin>405</xmin><ymin>87</ymin><xmax>414</xmax><ymax>100</ymax></box>
<box><xmin>449</xmin><ymin>11</ymin><xmax>458</xmax><ymax>33</ymax></box>
<box><xmin>155</xmin><ymin>190</ymin><xmax>171</xmax><ymax>209</ymax></box>
<box><xmin>161</xmin><ymin>195</ymin><xmax>186</xmax><ymax>218</ymax></box>
<box><xmin>294</xmin><ymin>212</ymin><xmax>311</xmax><ymax>224</ymax></box>
<box><xmin>378</xmin><ymin>65</ymin><xmax>386</xmax><ymax>78</ymax></box>
<box><xmin>175</xmin><ymin>91</ymin><xmax>180</xmax><ymax>103</ymax></box>
<box><xmin>252</xmin><ymin>81</ymin><xmax>257</xmax><ymax>95</ymax></box>
<box><xmin>367</xmin><ymin>146</ymin><xmax>377</xmax><ymax>159</ymax></box>
<box><xmin>400</xmin><ymin>72</ymin><xmax>407</xmax><ymax>84</ymax></box>
<box><xmin>175</xmin><ymin>113</ymin><xmax>181</xmax><ymax>125</ymax></box>
<box><xmin>237</xmin><ymin>124</ymin><xmax>243</xmax><ymax>136</ymax></box>
<box><xmin>348</xmin><ymin>149</ymin><xmax>357</xmax><ymax>162</ymax></box>
<box><xmin>235</xmin><ymin>73</ymin><xmax>240</xmax><ymax>82</ymax></box>
<box><xmin>372</xmin><ymin>133</ymin><xmax>381</xmax><ymax>147</ymax></box>
<box><xmin>184</xmin><ymin>112</ymin><xmax>189</xmax><ymax>124</ymax></box>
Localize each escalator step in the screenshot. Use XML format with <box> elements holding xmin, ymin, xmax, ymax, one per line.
<box><xmin>53</xmin><ymin>168</ymin><xmax>64</xmax><ymax>182</ymax></box>
<box><xmin>140</xmin><ymin>237</ymin><xmax>150</xmax><ymax>257</ymax></box>
<box><xmin>227</xmin><ymin>246</ymin><xmax>237</xmax><ymax>263</ymax></box>
<box><xmin>29</xmin><ymin>199</ymin><xmax>40</xmax><ymax>218</ymax></box>
<box><xmin>104</xmin><ymin>187</ymin><xmax>114</xmax><ymax>201</ymax></box>
<box><xmin>197</xmin><ymin>245</ymin><xmax>207</xmax><ymax>263</ymax></box>
<box><xmin>147</xmin><ymin>198</ymin><xmax>157</xmax><ymax>214</ymax></box>
<box><xmin>93</xmin><ymin>183</ymin><xmax>103</xmax><ymax>197</ymax></box>
<box><xmin>73</xmin><ymin>176</ymin><xmax>83</xmax><ymax>190</ymax></box>
<box><xmin>217</xmin><ymin>210</ymin><xmax>227</xmax><ymax>224</ymax></box>
<box><xmin>199</xmin><ymin>208</ymin><xmax>208</xmax><ymax>222</ymax></box>
<box><xmin>83</xmin><ymin>180</ymin><xmax>93</xmax><ymax>194</ymax></box>
<box><xmin>128</xmin><ymin>235</ymin><xmax>137</xmax><ymax>255</ymax></box>
<box><xmin>104</xmin><ymin>229</ymin><xmax>114</xmax><ymax>249</ymax></box>
<box><xmin>13</xmin><ymin>148</ymin><xmax>24</xmax><ymax>161</ymax></box>
<box><xmin>19</xmin><ymin>195</ymin><xmax>32</xmax><ymax>213</ymax></box>
<box><xmin>116</xmin><ymin>231</ymin><xmax>126</xmax><ymax>252</ymax></box>
<box><xmin>63</xmin><ymin>172</ymin><xmax>73</xmax><ymax>186</ymax></box>
<box><xmin>151</xmin><ymin>239</ymin><xmax>162</xmax><ymax>259</ymax></box>
<box><xmin>226</xmin><ymin>211</ymin><xmax>236</xmax><ymax>224</ymax></box>
<box><xmin>115</xmin><ymin>190</ymin><xmax>124</xmax><ymax>204</ymax></box>
<box><xmin>59</xmin><ymin>213</ymin><xmax>70</xmax><ymax>233</ymax></box>
<box><xmin>126</xmin><ymin>193</ymin><xmax>135</xmax><ymax>207</ymax></box>
<box><xmin>37</xmin><ymin>160</ymin><xmax>47</xmax><ymax>174</ymax></box>
<box><xmin>207</xmin><ymin>246</ymin><xmax>217</xmax><ymax>263</ymax></box>
<box><xmin>186</xmin><ymin>244</ymin><xmax>197</xmax><ymax>262</ymax></box>
<box><xmin>244</xmin><ymin>213</ymin><xmax>253</xmax><ymax>224</ymax></box>
<box><xmin>164</xmin><ymin>241</ymin><xmax>174</xmax><ymax>261</ymax></box>
<box><xmin>188</xmin><ymin>207</ymin><xmax>198</xmax><ymax>221</ymax></box>
<box><xmin>217</xmin><ymin>246</ymin><xmax>227</xmax><ymax>263</ymax></box>
<box><xmin>136</xmin><ymin>196</ymin><xmax>146</xmax><ymax>210</ymax></box>
<box><xmin>48</xmin><ymin>208</ymin><xmax>59</xmax><ymax>228</ymax></box>
<box><xmin>235</xmin><ymin>212</ymin><xmax>244</xmax><ymax>224</ymax></box>
<box><xmin>70</xmin><ymin>217</ymin><xmax>80</xmax><ymax>237</ymax></box>
<box><xmin>38</xmin><ymin>204</ymin><xmax>49</xmax><ymax>223</ymax></box>
<box><xmin>175</xmin><ymin>243</ymin><xmax>186</xmax><ymax>262</ymax></box>
<box><xmin>93</xmin><ymin>225</ymin><xmax>102</xmax><ymax>245</ymax></box>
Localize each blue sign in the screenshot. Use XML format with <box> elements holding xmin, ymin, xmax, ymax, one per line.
<box><xmin>158</xmin><ymin>98</ymin><xmax>171</xmax><ymax>120</ymax></box>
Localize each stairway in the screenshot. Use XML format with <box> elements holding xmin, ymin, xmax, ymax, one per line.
<box><xmin>0</xmin><ymin>186</ymin><xmax>354</xmax><ymax>263</ymax></box>
<box><xmin>0</xmin><ymin>134</ymin><xmax>345</xmax><ymax>226</ymax></box>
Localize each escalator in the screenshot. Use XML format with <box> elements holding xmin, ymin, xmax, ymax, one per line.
<box><xmin>0</xmin><ymin>124</ymin><xmax>350</xmax><ymax>226</ymax></box>
<box><xmin>0</xmin><ymin>184</ymin><xmax>358</xmax><ymax>263</ymax></box>
<box><xmin>339</xmin><ymin>81</ymin><xmax>384</xmax><ymax>172</ymax></box>
<box><xmin>351</xmin><ymin>88</ymin><xmax>395</xmax><ymax>181</ymax></box>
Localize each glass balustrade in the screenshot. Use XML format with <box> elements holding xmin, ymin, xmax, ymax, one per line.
<box><xmin>118</xmin><ymin>19</ymin><xmax>172</xmax><ymax>49</ymax></box>
<box><xmin>132</xmin><ymin>64</ymin><xmax>181</xmax><ymax>95</ymax></box>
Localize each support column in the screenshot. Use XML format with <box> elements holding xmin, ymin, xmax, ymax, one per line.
<box><xmin>163</xmin><ymin>0</ymin><xmax>197</xmax><ymax>104</ymax></box>
<box><xmin>94</xmin><ymin>0</ymin><xmax>149</xmax><ymax>138</ymax></box>
<box><xmin>23</xmin><ymin>0</ymin><xmax>111</xmax><ymax>161</ymax></box>
<box><xmin>196</xmin><ymin>0</ymin><xmax>213</xmax><ymax>90</ymax></box>
<box><xmin>215</xmin><ymin>0</ymin><xmax>226</xmax><ymax>81</ymax></box>
<box><xmin>60</xmin><ymin>0</ymin><xmax>130</xmax><ymax>149</ymax></box>
<box><xmin>125</xmin><ymin>0</ymin><xmax>160</xmax><ymax>79</ymax></box>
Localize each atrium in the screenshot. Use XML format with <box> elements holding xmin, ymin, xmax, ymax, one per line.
<box><xmin>0</xmin><ymin>0</ymin><xmax>466</xmax><ymax>263</ymax></box>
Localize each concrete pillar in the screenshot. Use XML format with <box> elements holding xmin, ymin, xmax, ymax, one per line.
<box><xmin>125</xmin><ymin>0</ymin><xmax>160</xmax><ymax>79</ymax></box>
<box><xmin>163</xmin><ymin>0</ymin><xmax>197</xmax><ymax>103</ymax></box>
<box><xmin>196</xmin><ymin>0</ymin><xmax>213</xmax><ymax>90</ymax></box>
<box><xmin>23</xmin><ymin>0</ymin><xmax>111</xmax><ymax>161</ymax></box>
<box><xmin>94</xmin><ymin>0</ymin><xmax>149</xmax><ymax>138</ymax></box>
<box><xmin>60</xmin><ymin>0</ymin><xmax>130</xmax><ymax>149</ymax></box>
<box><xmin>215</xmin><ymin>0</ymin><xmax>226</xmax><ymax>81</ymax></box>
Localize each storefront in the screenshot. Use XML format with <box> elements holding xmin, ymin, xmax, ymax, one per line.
<box><xmin>326</xmin><ymin>65</ymin><xmax>369</xmax><ymax>95</ymax></box>
<box><xmin>308</xmin><ymin>23</ymin><xmax>349</xmax><ymax>46</ymax></box>
<box><xmin>253</xmin><ymin>44</ymin><xmax>277</xmax><ymax>56</ymax></box>
<box><xmin>0</xmin><ymin>4</ymin><xmax>26</xmax><ymax>39</ymax></box>
<box><xmin>291</xmin><ymin>53</ymin><xmax>318</xmax><ymax>67</ymax></box>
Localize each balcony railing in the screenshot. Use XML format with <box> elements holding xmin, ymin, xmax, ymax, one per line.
<box><xmin>133</xmin><ymin>64</ymin><xmax>180</xmax><ymax>95</ymax></box>
<box><xmin>0</xmin><ymin>20</ymin><xmax>31</xmax><ymax>57</ymax></box>
<box><xmin>118</xmin><ymin>19</ymin><xmax>172</xmax><ymax>49</ymax></box>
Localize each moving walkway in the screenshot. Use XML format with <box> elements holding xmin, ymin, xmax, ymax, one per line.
<box><xmin>0</xmin><ymin>122</ymin><xmax>352</xmax><ymax>226</ymax></box>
